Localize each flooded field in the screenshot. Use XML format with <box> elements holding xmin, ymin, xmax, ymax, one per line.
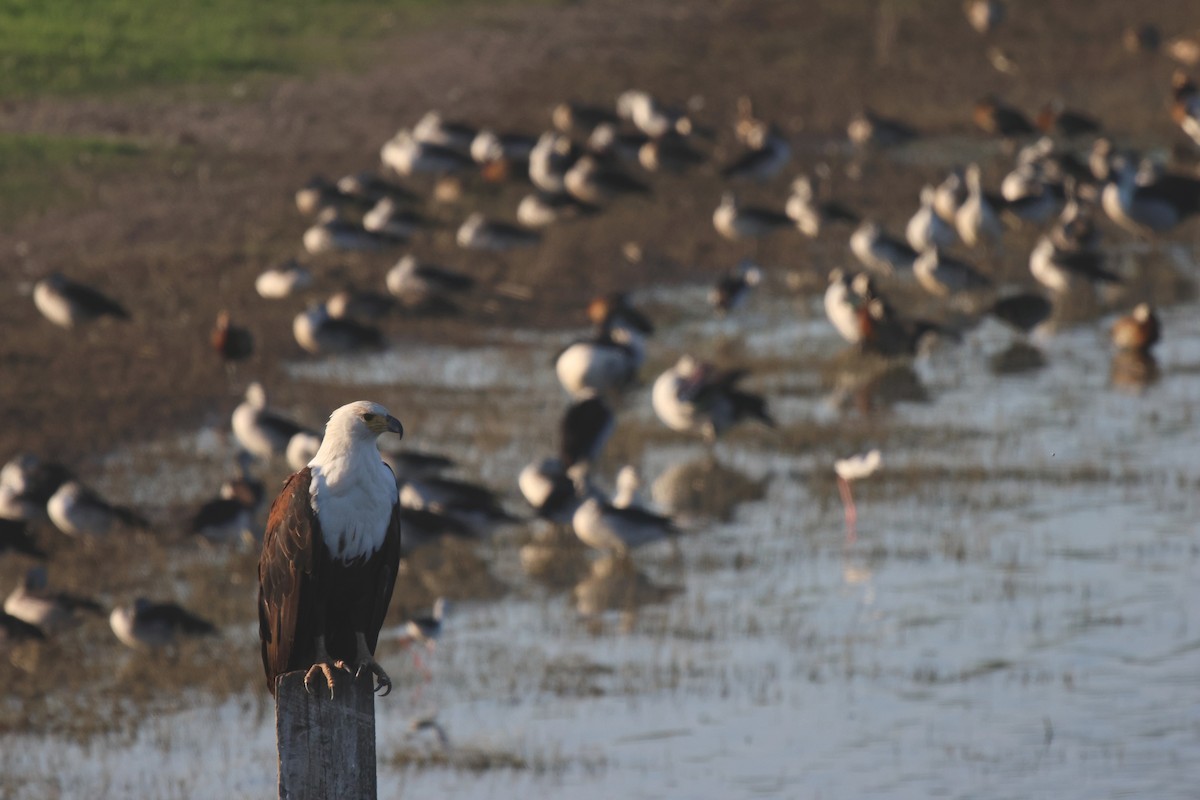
<box><xmin>3</xmin><ymin>264</ymin><xmax>1199</xmax><ymax>798</ymax></box>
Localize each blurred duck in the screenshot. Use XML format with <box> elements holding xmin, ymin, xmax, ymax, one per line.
<box><xmin>847</xmin><ymin>109</ymin><xmax>917</xmax><ymax>148</ymax></box>
<box><xmin>293</xmin><ymin>303</ymin><xmax>383</xmax><ymax>355</ymax></box>
<box><xmin>456</xmin><ymin>213</ymin><xmax>541</xmax><ymax>251</ymax></box>
<box><xmin>1101</xmin><ymin>156</ymin><xmax>1200</xmax><ymax>235</ymax></box>
<box><xmin>913</xmin><ymin>247</ymin><xmax>993</xmax><ymax>298</ymax></box>
<box><xmin>964</xmin><ymin>0</ymin><xmax>1004</xmax><ymax>34</ymax></box>
<box><xmin>231</xmin><ymin>382</ymin><xmax>314</xmax><ymax>461</ymax></box>
<box><xmin>955</xmin><ymin>163</ymin><xmax>1004</xmax><ymax>247</ymax></box>
<box><xmin>362</xmin><ymin>196</ymin><xmax>427</xmax><ymax>240</ymax></box>
<box><xmin>709</xmin><ymin>260</ymin><xmax>763</xmax><ymax>316</ymax></box>
<box><xmin>1028</xmin><ymin>234</ymin><xmax>1121</xmax><ymax>295</ymax></box>
<box><xmin>713</xmin><ymin>192</ymin><xmax>793</xmax><ymax>241</ymax></box>
<box><xmin>611</xmin><ymin>465</ymin><xmax>646</xmax><ymax>510</ymax></box>
<box><xmin>285</xmin><ymin>431</ymin><xmax>322</xmax><ymax>473</ymax></box>
<box><xmin>1110</xmin><ymin>303</ymin><xmax>1161</xmax><ymax>354</ymax></box>
<box><xmin>255</xmin><ymin>260</ymin><xmax>312</xmax><ymax>300</ymax></box>
<box><xmin>824</xmin><ymin>268</ymin><xmax>865</xmax><ymax>345</ymax></box>
<box><xmin>191</xmin><ymin>466</ymin><xmax>264</xmax><ymax>545</ymax></box>
<box><xmin>325</xmin><ymin>288</ymin><xmax>395</xmax><ymax>323</ymax></box>
<box><xmin>972</xmin><ymin>95</ymin><xmax>1035</xmax><ymax>139</ymax></box>
<box><xmin>854</xmin><ymin>276</ymin><xmax>956</xmax><ymax>358</ymax></box>
<box><xmin>785</xmin><ymin>172</ymin><xmax>859</xmax><ymax>238</ymax></box>
<box><xmin>399</xmin><ymin>474</ymin><xmax>516</xmax><ymax>538</ymax></box>
<box><xmin>528</xmin><ymin>131</ymin><xmax>580</xmax><ymax>194</ymax></box>
<box><xmin>34</xmin><ymin>272</ymin><xmax>129</xmax><ymax>329</ymax></box>
<box><xmin>1035</xmin><ymin>101</ymin><xmax>1101</xmax><ymax>138</ymax></box>
<box><xmin>386</xmin><ymin>255</ymin><xmax>474</xmax><ymax>313</ymax></box>
<box><xmin>0</xmin><ymin>453</ymin><xmax>72</xmax><ymax>524</ymax></box>
<box><xmin>380</xmin><ymin>129</ymin><xmax>474</xmax><ymax>176</ymax></box>
<box><xmin>5</xmin><ymin>566</ymin><xmax>103</xmax><ymax>634</ymax></box>
<box><xmin>552</xmin><ymin>100</ymin><xmax>620</xmax><ymax>136</ymax></box>
<box><xmin>303</xmin><ymin>208</ymin><xmax>397</xmax><ymax>254</ymax></box>
<box><xmin>399</xmin><ymin>598</ymin><xmax>447</xmax><ymax>677</ymax></box>
<box><xmin>335</xmin><ymin>171</ymin><xmax>418</xmax><ymax>206</ymax></box>
<box><xmin>721</xmin><ymin>120</ymin><xmax>791</xmax><ymax>182</ymax></box>
<box><xmin>295</xmin><ymin>175</ymin><xmax>354</xmax><ymax>217</ymax></box>
<box><xmin>109</xmin><ymin>598</ymin><xmax>216</xmax><ymax>651</ymax></box>
<box><xmin>616</xmin><ymin>89</ymin><xmax>693</xmax><ymax>139</ymax></box>
<box><xmin>564</xmin><ymin>155</ymin><xmax>649</xmax><ymax>205</ymax></box>
<box><xmin>555</xmin><ymin>293</ymin><xmax>654</xmax><ymax>398</ymax></box>
<box><xmin>516</xmin><ymin>191</ymin><xmax>596</xmax><ymax>229</ymax></box>
<box><xmin>933</xmin><ymin>169</ymin><xmax>967</xmax><ymax>224</ymax></box>
<box><xmin>849</xmin><ymin>221</ymin><xmax>918</xmax><ymax>278</ymax></box>
<box><xmin>518</xmin><ymin>457</ymin><xmax>578</xmax><ymax>524</ymax></box>
<box><xmin>639</xmin><ymin>133</ymin><xmax>706</xmax><ymax>173</ymax></box>
<box><xmin>411</xmin><ymin>111</ymin><xmax>477</xmax><ymax>153</ymax></box>
<box><xmin>210</xmin><ymin>311</ymin><xmax>254</xmax><ymax>371</ymax></box>
<box><xmin>572</xmin><ymin>483</ymin><xmax>677</xmax><ymax>558</ymax></box>
<box><xmin>906</xmin><ymin>185</ymin><xmax>958</xmax><ymax>252</ymax></box>
<box><xmin>588</xmin><ymin>123</ymin><xmax>650</xmax><ymax>164</ymax></box>
<box><xmin>1170</xmin><ymin>71</ymin><xmax>1200</xmax><ymax>146</ymax></box>
<box><xmin>560</xmin><ymin>394</ymin><xmax>616</xmax><ymax>473</ymax></box>
<box><xmin>470</xmin><ymin>128</ymin><xmax>537</xmax><ymax>166</ymax></box>
<box><xmin>651</xmin><ymin>355</ymin><xmax>774</xmax><ymax>441</ymax></box>
<box><xmin>47</xmin><ymin>480</ymin><xmax>147</xmax><ymax>539</ymax></box>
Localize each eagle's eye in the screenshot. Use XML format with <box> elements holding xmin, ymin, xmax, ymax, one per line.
<box><xmin>363</xmin><ymin>413</ymin><xmax>378</xmax><ymax>423</ymax></box>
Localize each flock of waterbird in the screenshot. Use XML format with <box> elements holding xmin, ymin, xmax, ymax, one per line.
<box><xmin>4</xmin><ymin>4</ymin><xmax>1200</xmax><ymax>683</ymax></box>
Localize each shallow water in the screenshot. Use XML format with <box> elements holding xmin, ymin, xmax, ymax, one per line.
<box><xmin>4</xmin><ymin>269</ymin><xmax>1200</xmax><ymax>799</ymax></box>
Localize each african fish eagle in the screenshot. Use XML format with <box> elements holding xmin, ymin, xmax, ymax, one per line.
<box><xmin>257</xmin><ymin>401</ymin><xmax>404</xmax><ymax>697</ymax></box>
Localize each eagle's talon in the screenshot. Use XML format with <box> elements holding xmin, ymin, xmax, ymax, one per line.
<box><xmin>354</xmin><ymin>657</ymin><xmax>393</xmax><ymax>696</ymax></box>
<box><xmin>303</xmin><ymin>661</ymin><xmax>340</xmax><ymax>699</ymax></box>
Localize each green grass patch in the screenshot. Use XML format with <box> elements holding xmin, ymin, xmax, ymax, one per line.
<box><xmin>0</xmin><ymin>0</ymin><xmax>477</xmax><ymax>99</ymax></box>
<box><xmin>0</xmin><ymin>132</ymin><xmax>152</xmax><ymax>224</ymax></box>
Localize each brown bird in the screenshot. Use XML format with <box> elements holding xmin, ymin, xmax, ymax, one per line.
<box><xmin>973</xmin><ymin>96</ymin><xmax>1036</xmax><ymax>139</ymax></box>
<box><xmin>1111</xmin><ymin>304</ymin><xmax>1161</xmax><ymax>354</ymax></box>
<box><xmin>210</xmin><ymin>311</ymin><xmax>254</xmax><ymax>373</ymax></box>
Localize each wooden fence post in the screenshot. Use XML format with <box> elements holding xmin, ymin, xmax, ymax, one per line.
<box><xmin>275</xmin><ymin>669</ymin><xmax>378</xmax><ymax>800</ymax></box>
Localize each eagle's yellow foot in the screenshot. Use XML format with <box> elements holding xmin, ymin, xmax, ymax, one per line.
<box><xmin>303</xmin><ymin>636</ymin><xmax>351</xmax><ymax>698</ymax></box>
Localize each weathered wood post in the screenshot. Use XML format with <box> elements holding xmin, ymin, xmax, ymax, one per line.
<box><xmin>275</xmin><ymin>670</ymin><xmax>378</xmax><ymax>800</ymax></box>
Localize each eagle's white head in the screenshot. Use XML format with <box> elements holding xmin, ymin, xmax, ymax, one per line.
<box><xmin>316</xmin><ymin>401</ymin><xmax>403</xmax><ymax>456</ymax></box>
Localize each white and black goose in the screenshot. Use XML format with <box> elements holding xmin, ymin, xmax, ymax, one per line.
<box><xmin>191</xmin><ymin>471</ymin><xmax>264</xmax><ymax>546</ymax></box>
<box><xmin>34</xmin><ymin>272</ymin><xmax>129</xmax><ymax>329</ymax></box>
<box><xmin>516</xmin><ymin>191</ymin><xmax>597</xmax><ymax>229</ymax></box>
<box><xmin>110</xmin><ymin>597</ymin><xmax>216</xmax><ymax>650</ymax></box>
<box><xmin>231</xmin><ymin>382</ymin><xmax>314</xmax><ymax>461</ymax></box>
<box><xmin>5</xmin><ymin>566</ymin><xmax>103</xmax><ymax>634</ymax></box>
<box><xmin>303</xmin><ymin>208</ymin><xmax>398</xmax><ymax>254</ymax></box>
<box><xmin>362</xmin><ymin>196</ymin><xmax>427</xmax><ymax>241</ymax></box>
<box><xmin>616</xmin><ymin>89</ymin><xmax>692</xmax><ymax>139</ymax></box>
<box><xmin>850</xmin><ymin>221</ymin><xmax>918</xmax><ymax>278</ymax></box>
<box><xmin>722</xmin><ymin>120</ymin><xmax>791</xmax><ymax>182</ymax></box>
<box><xmin>555</xmin><ymin>295</ymin><xmax>654</xmax><ymax>399</ymax></box>
<box><xmin>470</xmin><ymin>128</ymin><xmax>538</xmax><ymax>166</ymax></box>
<box><xmin>380</xmin><ymin>129</ymin><xmax>474</xmax><ymax>177</ymax></box>
<box><xmin>456</xmin><ymin>212</ymin><xmax>541</xmax><ymax>252</ymax></box>
<box><xmin>713</xmin><ymin>192</ymin><xmax>793</xmax><ymax>241</ymax></box>
<box><xmin>564</xmin><ymin>155</ymin><xmax>649</xmax><ymax>205</ymax></box>
<box><xmin>1101</xmin><ymin>156</ymin><xmax>1200</xmax><ymax>236</ymax></box>
<box><xmin>528</xmin><ymin>131</ymin><xmax>580</xmax><ymax>194</ymax></box>
<box><xmin>293</xmin><ymin>303</ymin><xmax>384</xmax><ymax>355</ymax></box>
<box><xmin>571</xmin><ymin>474</ymin><xmax>677</xmax><ymax>558</ymax></box>
<box><xmin>386</xmin><ymin>254</ymin><xmax>474</xmax><ymax>313</ymax></box>
<box><xmin>255</xmin><ymin>260</ymin><xmax>312</xmax><ymax>300</ymax></box>
<box><xmin>955</xmin><ymin>163</ymin><xmax>1004</xmax><ymax>247</ymax></box>
<box><xmin>47</xmin><ymin>480</ymin><xmax>146</xmax><ymax>539</ymax></box>
<box><xmin>652</xmin><ymin>355</ymin><xmax>774</xmax><ymax>442</ymax></box>
<box><xmin>785</xmin><ymin>173</ymin><xmax>859</xmax><ymax>238</ymax></box>
<box><xmin>1028</xmin><ymin>234</ymin><xmax>1121</xmax><ymax>295</ymax></box>
<box><xmin>824</xmin><ymin>267</ymin><xmax>865</xmax><ymax>345</ymax></box>
<box><xmin>913</xmin><ymin>247</ymin><xmax>993</xmax><ymax>298</ymax></box>
<box><xmin>906</xmin><ymin>185</ymin><xmax>958</xmax><ymax>252</ymax></box>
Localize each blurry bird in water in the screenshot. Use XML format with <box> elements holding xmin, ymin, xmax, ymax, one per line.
<box><xmin>835</xmin><ymin>449</ymin><xmax>882</xmax><ymax>545</ymax></box>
